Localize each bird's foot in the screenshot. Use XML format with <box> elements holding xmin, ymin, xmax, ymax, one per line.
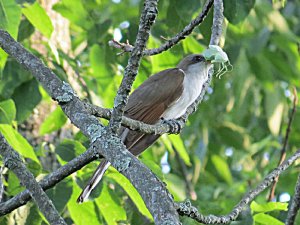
<box><xmin>161</xmin><ymin>118</ymin><xmax>184</xmax><ymax>134</ymax></box>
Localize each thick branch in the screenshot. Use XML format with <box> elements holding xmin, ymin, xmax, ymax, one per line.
<box><xmin>109</xmin><ymin>0</ymin><xmax>214</xmax><ymax>56</ymax></box>
<box><xmin>109</xmin><ymin>0</ymin><xmax>159</xmax><ymax>133</ymax></box>
<box><xmin>286</xmin><ymin>174</ymin><xmax>300</xmax><ymax>225</ymax></box>
<box><xmin>0</xmin><ymin>133</ymin><xmax>66</xmax><ymax>225</ymax></box>
<box><xmin>0</xmin><ymin>29</ymin><xmax>180</xmax><ymax>224</ymax></box>
<box><xmin>0</xmin><ymin>146</ymin><xmax>96</xmax><ymax>216</ymax></box>
<box><xmin>176</xmin><ymin>149</ymin><xmax>300</xmax><ymax>224</ymax></box>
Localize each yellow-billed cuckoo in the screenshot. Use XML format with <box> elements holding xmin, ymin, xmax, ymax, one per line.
<box><xmin>77</xmin><ymin>54</ymin><xmax>212</xmax><ymax>203</ymax></box>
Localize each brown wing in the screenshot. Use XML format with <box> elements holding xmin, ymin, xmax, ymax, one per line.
<box><xmin>125</xmin><ymin>68</ymin><xmax>185</xmax><ymax>123</ymax></box>
<box><xmin>122</xmin><ymin>68</ymin><xmax>185</xmax><ymax>155</ymax></box>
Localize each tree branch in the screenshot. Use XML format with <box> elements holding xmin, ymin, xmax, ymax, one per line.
<box><xmin>285</xmin><ymin>173</ymin><xmax>300</xmax><ymax>225</ymax></box>
<box><xmin>268</xmin><ymin>87</ymin><xmax>298</xmax><ymax>201</ymax></box>
<box><xmin>84</xmin><ymin>102</ymin><xmax>183</xmax><ymax>135</ymax></box>
<box><xmin>108</xmin><ymin>0</ymin><xmax>159</xmax><ymax>133</ymax></box>
<box><xmin>87</xmin><ymin>0</ymin><xmax>222</xmax><ymax>134</ymax></box>
<box><xmin>0</xmin><ymin>28</ymin><xmax>180</xmax><ymax>224</ymax></box>
<box><xmin>179</xmin><ymin>0</ymin><xmax>224</xmax><ymax>124</ymax></box>
<box><xmin>0</xmin><ymin>146</ymin><xmax>96</xmax><ymax>216</ymax></box>
<box><xmin>109</xmin><ymin>0</ymin><xmax>214</xmax><ymax>56</ymax></box>
<box><xmin>176</xmin><ymin>149</ymin><xmax>300</xmax><ymax>224</ymax></box>
<box><xmin>0</xmin><ymin>133</ymin><xmax>66</xmax><ymax>225</ymax></box>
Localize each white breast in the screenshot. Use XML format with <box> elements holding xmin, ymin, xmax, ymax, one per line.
<box><xmin>162</xmin><ymin>63</ymin><xmax>211</xmax><ymax>119</ymax></box>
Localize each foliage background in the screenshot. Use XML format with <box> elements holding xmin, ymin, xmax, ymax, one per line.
<box><xmin>0</xmin><ymin>0</ymin><xmax>300</xmax><ymax>224</ymax></box>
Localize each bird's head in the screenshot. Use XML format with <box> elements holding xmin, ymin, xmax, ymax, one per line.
<box><xmin>177</xmin><ymin>54</ymin><xmax>212</xmax><ymax>75</ymax></box>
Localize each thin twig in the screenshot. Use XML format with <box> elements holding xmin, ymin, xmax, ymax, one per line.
<box><xmin>268</xmin><ymin>87</ymin><xmax>298</xmax><ymax>201</ymax></box>
<box><xmin>109</xmin><ymin>0</ymin><xmax>214</xmax><ymax>56</ymax></box>
<box><xmin>285</xmin><ymin>173</ymin><xmax>300</xmax><ymax>225</ymax></box>
<box><xmin>176</xmin><ymin>149</ymin><xmax>300</xmax><ymax>224</ymax></box>
<box><xmin>173</xmin><ymin>146</ymin><xmax>197</xmax><ymax>200</ymax></box>
<box><xmin>0</xmin><ymin>133</ymin><xmax>66</xmax><ymax>225</ymax></box>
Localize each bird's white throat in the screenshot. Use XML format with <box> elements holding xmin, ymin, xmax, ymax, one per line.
<box><xmin>162</xmin><ymin>63</ymin><xmax>212</xmax><ymax>119</ymax></box>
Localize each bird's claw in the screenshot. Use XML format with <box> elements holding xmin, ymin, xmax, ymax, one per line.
<box><xmin>161</xmin><ymin>118</ymin><xmax>183</xmax><ymax>134</ymax></box>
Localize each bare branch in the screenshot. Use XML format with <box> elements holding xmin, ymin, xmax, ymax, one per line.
<box><xmin>109</xmin><ymin>0</ymin><xmax>214</xmax><ymax>56</ymax></box>
<box><xmin>0</xmin><ymin>29</ymin><xmax>180</xmax><ymax>224</ymax></box>
<box><xmin>0</xmin><ymin>133</ymin><xmax>66</xmax><ymax>225</ymax></box>
<box><xmin>0</xmin><ymin>146</ymin><xmax>96</xmax><ymax>216</ymax></box>
<box><xmin>108</xmin><ymin>0</ymin><xmax>159</xmax><ymax>133</ymax></box>
<box><xmin>0</xmin><ymin>167</ymin><xmax>4</xmax><ymax>203</ymax></box>
<box><xmin>286</xmin><ymin>174</ymin><xmax>300</xmax><ymax>225</ymax></box>
<box><xmin>176</xmin><ymin>149</ymin><xmax>300</xmax><ymax>224</ymax></box>
<box><xmin>269</xmin><ymin>87</ymin><xmax>298</xmax><ymax>201</ymax></box>
<box><xmin>209</xmin><ymin>0</ymin><xmax>224</xmax><ymax>46</ymax></box>
<box><xmin>84</xmin><ymin>102</ymin><xmax>183</xmax><ymax>135</ymax></box>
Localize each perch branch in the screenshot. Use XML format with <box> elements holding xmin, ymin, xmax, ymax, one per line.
<box><xmin>84</xmin><ymin>103</ymin><xmax>184</xmax><ymax>135</ymax></box>
<box><xmin>0</xmin><ymin>23</ymin><xmax>179</xmax><ymax>224</ymax></box>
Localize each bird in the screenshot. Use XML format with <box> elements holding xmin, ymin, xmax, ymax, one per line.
<box><xmin>77</xmin><ymin>54</ymin><xmax>212</xmax><ymax>203</ymax></box>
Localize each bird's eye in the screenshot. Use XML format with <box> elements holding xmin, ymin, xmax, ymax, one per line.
<box><xmin>193</xmin><ymin>55</ymin><xmax>204</xmax><ymax>62</ymax></box>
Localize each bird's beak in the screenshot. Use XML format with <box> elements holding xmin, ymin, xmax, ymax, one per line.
<box><xmin>205</xmin><ymin>59</ymin><xmax>212</xmax><ymax>64</ymax></box>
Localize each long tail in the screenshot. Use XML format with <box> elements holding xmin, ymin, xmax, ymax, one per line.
<box><xmin>77</xmin><ymin>159</ymin><xmax>111</xmax><ymax>203</ymax></box>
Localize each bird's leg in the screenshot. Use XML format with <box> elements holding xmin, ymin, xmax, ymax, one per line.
<box><xmin>160</xmin><ymin>118</ymin><xmax>184</xmax><ymax>134</ymax></box>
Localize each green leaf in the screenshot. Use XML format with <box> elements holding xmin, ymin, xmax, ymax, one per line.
<box><xmin>0</xmin><ymin>99</ymin><xmax>16</xmax><ymax>124</ymax></box>
<box><xmin>224</xmin><ymin>0</ymin><xmax>256</xmax><ymax>24</ymax></box>
<box><xmin>140</xmin><ymin>158</ymin><xmax>164</xmax><ymax>181</ymax></box>
<box><xmin>17</xmin><ymin>18</ymin><xmax>35</xmax><ymax>42</ymax></box>
<box><xmin>148</xmin><ymin>37</ymin><xmax>179</xmax><ymax>73</ymax></box>
<box><xmin>165</xmin><ymin>173</ymin><xmax>186</xmax><ymax>201</ymax></box>
<box><xmin>168</xmin><ymin>134</ymin><xmax>191</xmax><ymax>166</ymax></box>
<box><xmin>211</xmin><ymin>154</ymin><xmax>233</xmax><ymax>185</ymax></box>
<box><xmin>253</xmin><ymin>213</ymin><xmax>284</xmax><ymax>225</ymax></box>
<box><xmin>68</xmin><ymin>183</ymin><xmax>101</xmax><ymax>225</ymax></box>
<box><xmin>96</xmin><ymin>184</ymin><xmax>127</xmax><ymax>225</ymax></box>
<box><xmin>218</xmin><ymin>121</ymin><xmax>251</xmax><ymax>150</ymax></box>
<box><xmin>174</xmin><ymin>0</ymin><xmax>199</xmax><ymax>23</ymax></box>
<box><xmin>89</xmin><ymin>44</ymin><xmax>109</xmax><ymax>78</ymax></box>
<box><xmin>0</xmin><ymin>124</ymin><xmax>39</xmax><ymax>163</ymax></box>
<box><xmin>264</xmin><ymin>85</ymin><xmax>284</xmax><ymax>136</ymax></box>
<box><xmin>0</xmin><ymin>0</ymin><xmax>22</xmax><ymax>74</ymax></box>
<box><xmin>182</xmin><ymin>36</ymin><xmax>206</xmax><ymax>54</ymax></box>
<box><xmin>22</xmin><ymin>2</ymin><xmax>53</xmax><ymax>38</ymax></box>
<box><xmin>12</xmin><ymin>78</ymin><xmax>42</xmax><ymax>123</ymax></box>
<box><xmin>0</xmin><ymin>60</ymin><xmax>32</xmax><ymax>99</ymax></box>
<box><xmin>39</xmin><ymin>107</ymin><xmax>67</xmax><ymax>135</ymax></box>
<box><xmin>46</xmin><ymin>178</ymin><xmax>73</xmax><ymax>213</ymax></box>
<box><xmin>251</xmin><ymin>201</ymin><xmax>288</xmax><ymax>213</ymax></box>
<box><xmin>25</xmin><ymin>204</ymin><xmax>44</xmax><ymax>225</ymax></box>
<box><xmin>53</xmin><ymin>0</ymin><xmax>92</xmax><ymax>30</ymax></box>
<box><xmin>55</xmin><ymin>139</ymin><xmax>86</xmax><ymax>164</ymax></box>
<box><xmin>7</xmin><ymin>171</ymin><xmax>24</xmax><ymax>196</ymax></box>
<box><xmin>107</xmin><ymin>171</ymin><xmax>153</xmax><ymax>220</ymax></box>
